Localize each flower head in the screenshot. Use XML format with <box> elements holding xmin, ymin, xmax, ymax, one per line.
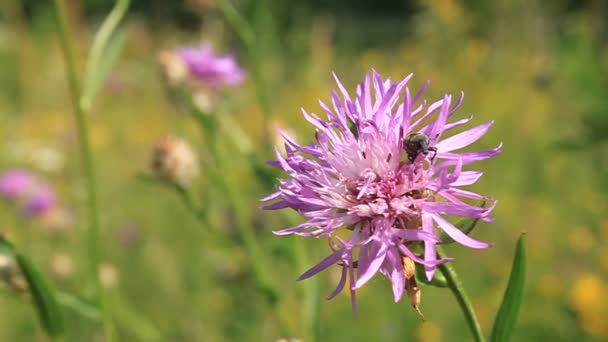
<box><xmin>176</xmin><ymin>43</ymin><xmax>245</xmax><ymax>88</ymax></box>
<box><xmin>263</xmin><ymin>71</ymin><xmax>501</xmax><ymax>314</ymax></box>
<box><xmin>151</xmin><ymin>136</ymin><xmax>200</xmax><ymax>187</ymax></box>
<box><xmin>0</xmin><ymin>169</ymin><xmax>64</xmax><ymax>222</ymax></box>
<box><xmin>0</xmin><ymin>170</ymin><xmax>35</xmax><ymax>200</ymax></box>
<box><xmin>22</xmin><ymin>185</ymin><xmax>56</xmax><ymax>218</ymax></box>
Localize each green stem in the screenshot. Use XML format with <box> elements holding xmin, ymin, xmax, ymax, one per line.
<box><xmin>50</xmin><ymin>0</ymin><xmax>114</xmax><ymax>339</ymax></box>
<box><xmin>201</xmin><ymin>114</ymin><xmax>290</xmax><ymax>337</ymax></box>
<box><xmin>174</xmin><ymin>184</ymin><xmax>207</xmax><ymax>222</ymax></box>
<box><xmin>216</xmin><ymin>0</ymin><xmax>274</xmax><ymax>149</ymax></box>
<box><xmin>436</xmin><ymin>246</ymin><xmax>486</xmax><ymax>342</ymax></box>
<box><xmin>293</xmin><ymin>234</ymin><xmax>320</xmax><ymax>342</ymax></box>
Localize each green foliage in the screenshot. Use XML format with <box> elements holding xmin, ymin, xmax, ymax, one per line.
<box><xmin>490</xmin><ymin>234</ymin><xmax>526</xmax><ymax>342</ymax></box>
<box><xmin>415</xmin><ymin>263</ymin><xmax>448</xmax><ymax>288</ymax></box>
<box><xmin>0</xmin><ymin>238</ymin><xmax>64</xmax><ymax>338</ymax></box>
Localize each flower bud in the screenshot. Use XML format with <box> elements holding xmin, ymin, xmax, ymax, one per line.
<box><xmin>151</xmin><ymin>136</ymin><xmax>199</xmax><ymax>187</ymax></box>
<box><xmin>50</xmin><ymin>253</ymin><xmax>74</xmax><ymax>279</ymax></box>
<box><xmin>158</xmin><ymin>51</ymin><xmax>189</xmax><ymax>87</ymax></box>
<box><xmin>0</xmin><ymin>253</ymin><xmax>27</xmax><ymax>291</ymax></box>
<box><xmin>0</xmin><ymin>254</ymin><xmax>16</xmax><ymax>284</ymax></box>
<box><xmin>99</xmin><ymin>263</ymin><xmax>119</xmax><ymax>289</ymax></box>
<box><xmin>403</xmin><ymin>255</ymin><xmax>424</xmax><ymax>320</ymax></box>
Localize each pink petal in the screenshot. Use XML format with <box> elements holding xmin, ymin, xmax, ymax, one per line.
<box><xmin>431</xmin><ymin>213</ymin><xmax>491</xmax><ymax>249</ymax></box>
<box><xmin>436</xmin><ymin>121</ymin><xmax>494</xmax><ymax>153</ymax></box>
<box><xmin>298</xmin><ymin>249</ymin><xmax>343</xmax><ymax>280</ymax></box>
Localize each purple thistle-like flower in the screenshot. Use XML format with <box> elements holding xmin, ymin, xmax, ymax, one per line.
<box><xmin>22</xmin><ymin>185</ymin><xmax>56</xmax><ymax>218</ymax></box>
<box><xmin>176</xmin><ymin>43</ymin><xmax>245</xmax><ymax>88</ymax></box>
<box><xmin>0</xmin><ymin>170</ymin><xmax>35</xmax><ymax>200</ymax></box>
<box><xmin>263</xmin><ymin>71</ymin><xmax>501</xmax><ymax>314</ymax></box>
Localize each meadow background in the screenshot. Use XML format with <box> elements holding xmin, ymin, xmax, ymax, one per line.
<box><xmin>0</xmin><ymin>0</ymin><xmax>607</xmax><ymax>341</ymax></box>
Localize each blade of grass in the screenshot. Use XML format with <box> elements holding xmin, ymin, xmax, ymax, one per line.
<box><xmin>490</xmin><ymin>233</ymin><xmax>526</xmax><ymax>342</ymax></box>
<box><xmin>81</xmin><ymin>0</ymin><xmax>130</xmax><ymax>112</ymax></box>
<box><xmin>0</xmin><ymin>238</ymin><xmax>64</xmax><ymax>338</ymax></box>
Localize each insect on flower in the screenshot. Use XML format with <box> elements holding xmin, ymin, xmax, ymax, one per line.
<box><xmin>403</xmin><ymin>132</ymin><xmax>437</xmax><ymax>162</ymax></box>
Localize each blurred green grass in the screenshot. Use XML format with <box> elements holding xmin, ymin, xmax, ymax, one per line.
<box><xmin>1</xmin><ymin>0</ymin><xmax>607</xmax><ymax>341</ymax></box>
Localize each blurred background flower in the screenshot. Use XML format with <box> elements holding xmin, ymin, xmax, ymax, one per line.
<box><xmin>151</xmin><ymin>136</ymin><xmax>199</xmax><ymax>186</ymax></box>
<box><xmin>176</xmin><ymin>43</ymin><xmax>245</xmax><ymax>89</ymax></box>
<box><xmin>0</xmin><ymin>170</ymin><xmax>34</xmax><ymax>200</ymax></box>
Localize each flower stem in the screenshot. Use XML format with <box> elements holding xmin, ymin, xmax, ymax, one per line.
<box><xmin>216</xmin><ymin>0</ymin><xmax>272</xmax><ymax>119</ymax></box>
<box><xmin>51</xmin><ymin>0</ymin><xmax>114</xmax><ymax>339</ymax></box>
<box><xmin>199</xmin><ymin>113</ymin><xmax>290</xmax><ymax>337</ymax></box>
<box><xmin>215</xmin><ymin>0</ymin><xmax>275</xmax><ymax>152</ymax></box>
<box><xmin>293</xmin><ymin>234</ymin><xmax>320</xmax><ymax>342</ymax></box>
<box><xmin>436</xmin><ymin>246</ymin><xmax>486</xmax><ymax>342</ymax></box>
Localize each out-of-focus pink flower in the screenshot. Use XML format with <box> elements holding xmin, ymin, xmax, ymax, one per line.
<box><xmin>0</xmin><ymin>170</ymin><xmax>35</xmax><ymax>200</ymax></box>
<box><xmin>22</xmin><ymin>185</ymin><xmax>56</xmax><ymax>218</ymax></box>
<box><xmin>176</xmin><ymin>43</ymin><xmax>245</xmax><ymax>88</ymax></box>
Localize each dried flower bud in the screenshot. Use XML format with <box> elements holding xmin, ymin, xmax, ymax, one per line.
<box><xmin>402</xmin><ymin>255</ymin><xmax>416</xmax><ymax>280</ymax></box>
<box><xmin>0</xmin><ymin>253</ymin><xmax>27</xmax><ymax>291</ymax></box>
<box><xmin>403</xmin><ymin>255</ymin><xmax>424</xmax><ymax>320</ymax></box>
<box><xmin>39</xmin><ymin>207</ymin><xmax>73</xmax><ymax>235</ymax></box>
<box><xmin>407</xmin><ymin>281</ymin><xmax>424</xmax><ymax>320</ymax></box>
<box><xmin>158</xmin><ymin>51</ymin><xmax>189</xmax><ymax>86</ymax></box>
<box><xmin>50</xmin><ymin>253</ymin><xmax>74</xmax><ymax>279</ymax></box>
<box><xmin>0</xmin><ymin>254</ymin><xmax>16</xmax><ymax>284</ymax></box>
<box><xmin>99</xmin><ymin>263</ymin><xmax>119</xmax><ymax>289</ymax></box>
<box><xmin>151</xmin><ymin>136</ymin><xmax>199</xmax><ymax>186</ymax></box>
<box><xmin>192</xmin><ymin>90</ymin><xmax>214</xmax><ymax>113</ymax></box>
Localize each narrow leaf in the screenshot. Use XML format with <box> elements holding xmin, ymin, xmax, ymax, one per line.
<box><xmin>81</xmin><ymin>29</ymin><xmax>127</xmax><ymax>109</ymax></box>
<box><xmin>81</xmin><ymin>0</ymin><xmax>130</xmax><ymax>111</ymax></box>
<box><xmin>57</xmin><ymin>291</ymin><xmax>101</xmax><ymax>321</ymax></box>
<box><xmin>16</xmin><ymin>254</ymin><xmax>65</xmax><ymax>337</ymax></box>
<box><xmin>490</xmin><ymin>233</ymin><xmax>526</xmax><ymax>342</ymax></box>
<box><xmin>0</xmin><ymin>237</ymin><xmax>64</xmax><ymax>336</ymax></box>
<box><xmin>439</xmin><ymin>200</ymin><xmax>486</xmax><ymax>244</ymax></box>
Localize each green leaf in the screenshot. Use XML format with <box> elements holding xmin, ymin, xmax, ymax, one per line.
<box><xmin>415</xmin><ymin>263</ymin><xmax>448</xmax><ymax>288</ymax></box>
<box><xmin>80</xmin><ymin>0</ymin><xmax>130</xmax><ymax>112</ymax></box>
<box><xmin>490</xmin><ymin>233</ymin><xmax>527</xmax><ymax>342</ymax></box>
<box><xmin>440</xmin><ymin>200</ymin><xmax>487</xmax><ymax>244</ymax></box>
<box><xmin>0</xmin><ymin>236</ymin><xmax>65</xmax><ymax>337</ymax></box>
<box><xmin>0</xmin><ymin>236</ymin><xmax>15</xmax><ymax>250</ymax></box>
<box><xmin>57</xmin><ymin>291</ymin><xmax>101</xmax><ymax>321</ymax></box>
<box><xmin>81</xmin><ymin>29</ymin><xmax>127</xmax><ymax>110</ymax></box>
<box><xmin>15</xmin><ymin>253</ymin><xmax>65</xmax><ymax>337</ymax></box>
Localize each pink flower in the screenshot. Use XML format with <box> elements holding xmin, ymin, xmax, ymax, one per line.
<box><xmin>263</xmin><ymin>71</ymin><xmax>501</xmax><ymax>314</ymax></box>
<box><xmin>177</xmin><ymin>43</ymin><xmax>245</xmax><ymax>88</ymax></box>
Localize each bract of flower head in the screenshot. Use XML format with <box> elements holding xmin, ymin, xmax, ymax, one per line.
<box><xmin>262</xmin><ymin>70</ymin><xmax>501</xmax><ymax>314</ymax></box>
<box><xmin>158</xmin><ymin>51</ymin><xmax>190</xmax><ymax>86</ymax></box>
<box><xmin>0</xmin><ymin>170</ymin><xmax>35</xmax><ymax>200</ymax></box>
<box><xmin>151</xmin><ymin>136</ymin><xmax>199</xmax><ymax>187</ymax></box>
<box><xmin>176</xmin><ymin>43</ymin><xmax>245</xmax><ymax>89</ymax></box>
